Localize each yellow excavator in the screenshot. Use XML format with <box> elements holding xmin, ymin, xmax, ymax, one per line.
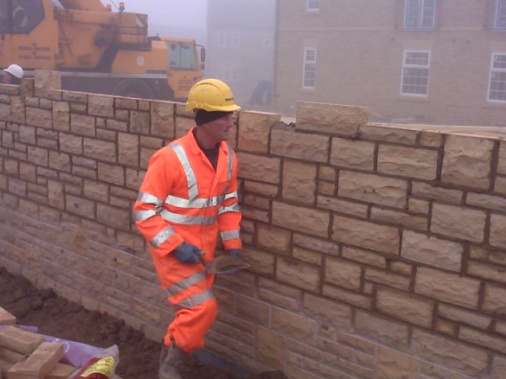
<box><xmin>0</xmin><ymin>0</ymin><xmax>205</xmax><ymax>100</ymax></box>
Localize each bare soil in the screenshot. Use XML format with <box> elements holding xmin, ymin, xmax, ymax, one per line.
<box><xmin>0</xmin><ymin>267</ymin><xmax>287</xmax><ymax>379</ymax></box>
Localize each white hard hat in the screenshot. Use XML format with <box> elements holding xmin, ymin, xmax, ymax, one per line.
<box><xmin>4</xmin><ymin>64</ymin><xmax>24</xmax><ymax>79</ymax></box>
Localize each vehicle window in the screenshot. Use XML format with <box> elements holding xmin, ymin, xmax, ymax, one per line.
<box><xmin>168</xmin><ymin>43</ymin><xmax>197</xmax><ymax>70</ymax></box>
<box><xmin>12</xmin><ymin>0</ymin><xmax>44</xmax><ymax>34</ymax></box>
<box><xmin>0</xmin><ymin>0</ymin><xmax>9</xmax><ymax>33</ymax></box>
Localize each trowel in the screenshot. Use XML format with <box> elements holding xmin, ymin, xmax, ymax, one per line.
<box><xmin>198</xmin><ymin>254</ymin><xmax>250</xmax><ymax>275</ymax></box>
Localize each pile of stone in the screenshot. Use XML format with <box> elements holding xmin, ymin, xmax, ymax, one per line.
<box><xmin>0</xmin><ymin>307</ymin><xmax>76</xmax><ymax>379</ymax></box>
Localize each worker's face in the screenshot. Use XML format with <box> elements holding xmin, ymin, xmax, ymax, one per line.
<box><xmin>204</xmin><ymin>114</ymin><xmax>235</xmax><ymax>144</ymax></box>
<box><xmin>2</xmin><ymin>72</ymin><xmax>14</xmax><ymax>84</ymax></box>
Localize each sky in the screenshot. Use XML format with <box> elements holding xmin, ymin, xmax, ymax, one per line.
<box><xmin>104</xmin><ymin>0</ymin><xmax>208</xmax><ymax>42</ymax></box>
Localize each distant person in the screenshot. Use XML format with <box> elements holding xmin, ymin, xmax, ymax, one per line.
<box><xmin>133</xmin><ymin>78</ymin><xmax>244</xmax><ymax>379</ymax></box>
<box><xmin>2</xmin><ymin>64</ymin><xmax>24</xmax><ymax>85</ymax></box>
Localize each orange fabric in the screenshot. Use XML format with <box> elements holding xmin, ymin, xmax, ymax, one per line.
<box><xmin>133</xmin><ymin>128</ymin><xmax>242</xmax><ymax>352</ymax></box>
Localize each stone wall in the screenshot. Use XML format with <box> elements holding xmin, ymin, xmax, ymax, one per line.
<box><xmin>0</xmin><ymin>72</ymin><xmax>505</xmax><ymax>379</ymax></box>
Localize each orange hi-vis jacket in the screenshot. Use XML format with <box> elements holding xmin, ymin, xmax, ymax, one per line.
<box><xmin>133</xmin><ymin>128</ymin><xmax>242</xmax><ymax>292</ymax></box>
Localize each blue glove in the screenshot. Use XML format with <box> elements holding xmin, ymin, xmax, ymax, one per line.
<box><xmin>227</xmin><ymin>249</ymin><xmax>243</xmax><ymax>259</ymax></box>
<box><xmin>173</xmin><ymin>242</ymin><xmax>204</xmax><ymax>264</ymax></box>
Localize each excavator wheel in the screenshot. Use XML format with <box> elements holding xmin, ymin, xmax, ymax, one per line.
<box><xmin>112</xmin><ymin>79</ymin><xmax>155</xmax><ymax>99</ymax></box>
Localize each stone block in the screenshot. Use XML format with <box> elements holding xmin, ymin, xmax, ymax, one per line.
<box><xmin>88</xmin><ymin>95</ymin><xmax>114</xmax><ymax>117</ymax></box>
<box><xmin>411</xmin><ymin>182</ymin><xmax>463</xmax><ymax>204</ymax></box>
<box><xmin>355</xmin><ymin>310</ymin><xmax>409</xmax><ymax>348</ymax></box>
<box><xmin>466</xmin><ymin>192</ymin><xmax>506</xmax><ymax>212</ymax></box>
<box><xmin>324</xmin><ymin>257</ymin><xmax>362</xmax><ymax>291</ymax></box>
<box><xmin>459</xmin><ymin>326</ymin><xmax>506</xmax><ymax>354</ymax></box>
<box><xmin>293</xmin><ymin>234</ymin><xmax>339</xmax><ymax>256</ymax></box>
<box><xmin>492</xmin><ymin>354</ymin><xmax>506</xmax><ymax>379</ymax></box>
<box><xmin>242</xmin><ymin>247</ymin><xmax>275</xmax><ymax>276</ymax></box>
<box><xmin>467</xmin><ymin>260</ymin><xmax>506</xmax><ymax>284</ymax></box>
<box><xmin>256</xmin><ymin>224</ymin><xmax>290</xmax><ymax>255</ymax></box>
<box><xmin>441</xmin><ymin>135</ymin><xmax>494</xmax><ymax>190</ymax></box>
<box><xmin>303</xmin><ymin>294</ymin><xmax>353</xmax><ymax>331</ymax></box>
<box><xmin>236</xmin><ymin>296</ymin><xmax>270</xmax><ymax>327</ymax></box>
<box><xmin>415</xmin><ymin>267</ymin><xmax>480</xmax><ymax>308</ymax></box>
<box><xmin>338</xmin><ymin>171</ymin><xmax>408</xmax><ymax>208</ymax></box>
<box><xmin>322</xmin><ymin>284</ymin><xmax>373</xmax><ymax>309</ymax></box>
<box><xmin>490</xmin><ymin>213</ymin><xmax>506</xmax><ymax>249</ymax></box>
<box><xmin>482</xmin><ymin>283</ymin><xmax>506</xmax><ymax>317</ymax></box>
<box><xmin>342</xmin><ymin>246</ymin><xmax>386</xmax><ymax>268</ymax></box>
<box><xmin>0</xmin><ymin>326</ymin><xmax>44</xmax><ymax>355</ymax></box>
<box><xmin>431</xmin><ymin>203</ymin><xmax>486</xmax><ymax>243</ymax></box>
<box><xmin>377</xmin><ymin>145</ymin><xmax>438</xmax><ymax>180</ymax></box>
<box><xmin>332</xmin><ymin>215</ymin><xmax>400</xmax><ymax>255</ymax></box>
<box><xmin>271</xmin><ymin>308</ymin><xmax>318</xmax><ymax>341</ymax></box>
<box><xmin>376</xmin><ymin>347</ymin><xmax>417</xmax><ymax>379</ymax></box>
<box><xmin>256</xmin><ymin>328</ymin><xmax>285</xmax><ymax>370</ymax></box>
<box><xmin>360</xmin><ymin>124</ymin><xmax>418</xmax><ymax>144</ymax></box>
<box><xmin>377</xmin><ymin>287</ymin><xmax>433</xmax><ymax>328</ymax></box>
<box><xmin>401</xmin><ymin>230</ymin><xmax>463</xmax><ymax>271</ymax></box>
<box><xmin>270</xmin><ymin>126</ymin><xmax>329</xmax><ymax>162</ymax></box>
<box><xmin>296</xmin><ymin>101</ymin><xmax>368</xmax><ymax>136</ymax></box>
<box><xmin>317</xmin><ymin>196</ymin><xmax>369</xmax><ymax>218</ymax></box>
<box><xmin>276</xmin><ymin>257</ymin><xmax>320</xmax><ymax>293</ymax></box>
<box><xmin>371</xmin><ymin>207</ymin><xmax>428</xmax><ymax>230</ymax></box>
<box><xmin>8</xmin><ymin>342</ymin><xmax>64</xmax><ymax>379</ymax></box>
<box><xmin>70</xmin><ymin>114</ymin><xmax>96</xmax><ymax>137</ymax></box>
<box><xmin>410</xmin><ymin>329</ymin><xmax>489</xmax><ymax>376</ymax></box>
<box><xmin>150</xmin><ymin>101</ymin><xmax>175</xmax><ymax>139</ymax></box>
<box><xmin>438</xmin><ymin>303</ymin><xmax>491</xmax><ymax>330</ymax></box>
<box><xmin>0</xmin><ymin>308</ymin><xmax>15</xmax><ymax>325</ymax></box>
<box><xmin>272</xmin><ymin>201</ymin><xmax>329</xmax><ymax>238</ymax></box>
<box><xmin>470</xmin><ymin>245</ymin><xmax>506</xmax><ymax>266</ymax></box>
<box><xmin>364</xmin><ymin>267</ymin><xmax>410</xmax><ymax>291</ymax></box>
<box><xmin>330</xmin><ymin>138</ymin><xmax>375</xmax><ymax>170</ymax></box>
<box><xmin>236</xmin><ymin>152</ymin><xmax>280</xmax><ymax>184</ymax></box>
<box><xmin>46</xmin><ymin>363</ymin><xmax>76</xmax><ymax>379</ymax></box>
<box><xmin>282</xmin><ymin>160</ymin><xmax>317</xmax><ymax>205</ymax></box>
<box><xmin>238</xmin><ymin>111</ymin><xmax>279</xmax><ymax>154</ymax></box>
<box><xmin>129</xmin><ymin>110</ymin><xmax>150</xmax><ymax>135</ymax></box>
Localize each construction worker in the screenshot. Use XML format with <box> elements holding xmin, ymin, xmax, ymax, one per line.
<box><xmin>2</xmin><ymin>64</ymin><xmax>24</xmax><ymax>85</ymax></box>
<box><xmin>133</xmin><ymin>78</ymin><xmax>243</xmax><ymax>379</ymax></box>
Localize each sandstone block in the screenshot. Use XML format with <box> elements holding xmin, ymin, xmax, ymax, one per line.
<box><xmin>236</xmin><ymin>152</ymin><xmax>280</xmax><ymax>184</ymax></box>
<box><xmin>467</xmin><ymin>260</ymin><xmax>506</xmax><ymax>284</ymax></box>
<box><xmin>256</xmin><ymin>224</ymin><xmax>290</xmax><ymax>255</ymax></box>
<box><xmin>411</xmin><ymin>182</ymin><xmax>463</xmax><ymax>204</ymax></box>
<box><xmin>272</xmin><ymin>202</ymin><xmax>329</xmax><ymax>238</ymax></box>
<box><xmin>0</xmin><ymin>327</ymin><xmax>44</xmax><ymax>355</ymax></box>
<box><xmin>420</xmin><ymin>131</ymin><xmax>443</xmax><ymax>147</ymax></box>
<box><xmin>46</xmin><ymin>363</ymin><xmax>76</xmax><ymax>379</ymax></box>
<box><xmin>0</xmin><ymin>347</ymin><xmax>26</xmax><ymax>362</ymax></box>
<box><xmin>330</xmin><ymin>138</ymin><xmax>375</xmax><ymax>170</ymax></box>
<box><xmin>410</xmin><ymin>329</ymin><xmax>489</xmax><ymax>376</ymax></box>
<box><xmin>293</xmin><ymin>234</ymin><xmax>339</xmax><ymax>256</ymax></box>
<box><xmin>118</xmin><ymin>133</ymin><xmax>139</xmax><ymax>167</ymax></box>
<box><xmin>270</xmin><ymin>126</ymin><xmax>329</xmax><ymax>163</ymax></box>
<box><xmin>242</xmin><ymin>247</ymin><xmax>275</xmax><ymax>276</ymax></box>
<box><xmin>377</xmin><ymin>145</ymin><xmax>438</xmax><ymax>180</ymax></box>
<box><xmin>0</xmin><ymin>308</ymin><xmax>15</xmax><ymax>325</ymax></box>
<box><xmin>467</xmin><ymin>192</ymin><xmax>506</xmax><ymax>212</ymax></box>
<box><xmin>365</xmin><ymin>267</ymin><xmax>411</xmax><ymax>291</ymax></box>
<box><xmin>317</xmin><ymin>196</ymin><xmax>369</xmax><ymax>218</ymax></box>
<box><xmin>322</xmin><ymin>284</ymin><xmax>373</xmax><ymax>309</ymax></box>
<box><xmin>438</xmin><ymin>303</ymin><xmax>491</xmax><ymax>330</ymax></box>
<box><xmin>52</xmin><ymin>102</ymin><xmax>69</xmax><ymax>132</ymax></box>
<box><xmin>296</xmin><ymin>101</ymin><xmax>368</xmax><ymax>136</ymax></box>
<box><xmin>271</xmin><ymin>308</ymin><xmax>318</xmax><ymax>341</ymax></box>
<box><xmin>70</xmin><ymin>114</ymin><xmax>96</xmax><ymax>137</ymax></box>
<box><xmin>88</xmin><ymin>95</ymin><xmax>114</xmax><ymax>117</ymax></box>
<box><xmin>338</xmin><ymin>171</ymin><xmax>408</xmax><ymax>208</ymax></box>
<box><xmin>150</xmin><ymin>101</ymin><xmax>175</xmax><ymax>138</ymax></box>
<box><xmin>324</xmin><ymin>257</ymin><xmax>362</xmax><ymax>291</ymax></box>
<box><xmin>482</xmin><ymin>283</ymin><xmax>506</xmax><ymax>317</ymax></box>
<box><xmin>459</xmin><ymin>326</ymin><xmax>506</xmax><ymax>354</ymax></box>
<box><xmin>441</xmin><ymin>135</ymin><xmax>494</xmax><ymax>190</ymax></box>
<box><xmin>431</xmin><ymin>203</ymin><xmax>486</xmax><ymax>243</ymax></box>
<box><xmin>332</xmin><ymin>215</ymin><xmax>400</xmax><ymax>255</ymax></box>
<box><xmin>130</xmin><ymin>110</ymin><xmax>150</xmax><ymax>135</ymax></box>
<box><xmin>238</xmin><ymin>111</ymin><xmax>279</xmax><ymax>154</ymax></box>
<box><xmin>492</xmin><ymin>354</ymin><xmax>506</xmax><ymax>379</ymax></box>
<box><xmin>292</xmin><ymin>247</ymin><xmax>322</xmax><ymax>266</ymax></box>
<box><xmin>371</xmin><ymin>207</ymin><xmax>428</xmax><ymax>230</ymax></box>
<box><xmin>377</xmin><ymin>347</ymin><xmax>417</xmax><ymax>379</ymax></box>
<box><xmin>59</xmin><ymin>133</ymin><xmax>83</xmax><ymax>155</ymax></box>
<box><xmin>360</xmin><ymin>124</ymin><xmax>418</xmax><ymax>144</ymax></box>
<box><xmin>256</xmin><ymin>328</ymin><xmax>285</xmax><ymax>370</ymax></box>
<box><xmin>355</xmin><ymin>310</ymin><xmax>409</xmax><ymax>348</ymax></box>
<box><xmin>377</xmin><ymin>287</ymin><xmax>433</xmax><ymax>328</ymax></box>
<box><xmin>276</xmin><ymin>257</ymin><xmax>320</xmax><ymax>293</ymax></box>
<box><xmin>244</xmin><ymin>181</ymin><xmax>278</xmax><ymax>198</ymax></box>
<box><xmin>408</xmin><ymin>198</ymin><xmax>430</xmax><ymax>214</ymax></box>
<box><xmin>8</xmin><ymin>342</ymin><xmax>64</xmax><ymax>379</ymax></box>
<box><xmin>282</xmin><ymin>160</ymin><xmax>317</xmax><ymax>205</ymax></box>
<box><xmin>497</xmin><ymin>140</ymin><xmax>506</xmax><ymax>174</ymax></box>
<box><xmin>401</xmin><ymin>230</ymin><xmax>463</xmax><ymax>271</ymax></box>
<box><xmin>415</xmin><ymin>267</ymin><xmax>480</xmax><ymax>308</ymax></box>
<box><xmin>470</xmin><ymin>245</ymin><xmax>506</xmax><ymax>267</ymax></box>
<box><xmin>342</xmin><ymin>246</ymin><xmax>386</xmax><ymax>268</ymax></box>
<box><xmin>236</xmin><ymin>296</ymin><xmax>270</xmax><ymax>327</ymax></box>
<box><xmin>490</xmin><ymin>213</ymin><xmax>506</xmax><ymax>249</ymax></box>
<box><xmin>303</xmin><ymin>294</ymin><xmax>353</xmax><ymax>331</ymax></box>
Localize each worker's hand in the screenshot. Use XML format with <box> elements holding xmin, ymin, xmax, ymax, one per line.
<box><xmin>173</xmin><ymin>242</ymin><xmax>204</xmax><ymax>264</ymax></box>
<box><xmin>227</xmin><ymin>249</ymin><xmax>243</xmax><ymax>260</ymax></box>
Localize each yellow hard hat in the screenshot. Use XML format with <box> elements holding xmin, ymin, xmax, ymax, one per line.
<box><xmin>186</xmin><ymin>79</ymin><xmax>241</xmax><ymax>112</ymax></box>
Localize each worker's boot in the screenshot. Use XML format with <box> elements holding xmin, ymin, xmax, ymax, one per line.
<box><xmin>159</xmin><ymin>341</ymin><xmax>190</xmax><ymax>379</ymax></box>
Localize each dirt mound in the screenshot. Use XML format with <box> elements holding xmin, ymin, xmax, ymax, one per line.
<box><xmin>0</xmin><ymin>267</ymin><xmax>287</xmax><ymax>379</ymax></box>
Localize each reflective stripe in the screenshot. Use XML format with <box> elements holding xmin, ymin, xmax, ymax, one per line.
<box><xmin>160</xmin><ymin>209</ymin><xmax>217</xmax><ymax>225</ymax></box>
<box><xmin>133</xmin><ymin>209</ymin><xmax>158</xmax><ymax>221</ymax></box>
<box><xmin>166</xmin><ymin>270</ymin><xmax>207</xmax><ymax>297</ymax></box>
<box><xmin>151</xmin><ymin>226</ymin><xmax>175</xmax><ymax>247</ymax></box>
<box><xmin>221</xmin><ymin>230</ymin><xmax>240</xmax><ymax>241</ymax></box>
<box><xmin>219</xmin><ymin>203</ymin><xmax>240</xmax><ymax>215</ymax></box>
<box><xmin>170</xmin><ymin>143</ymin><xmax>198</xmax><ymax>200</ymax></box>
<box><xmin>165</xmin><ymin>194</ymin><xmax>226</xmax><ymax>209</ymax></box>
<box><xmin>177</xmin><ymin>289</ymin><xmax>214</xmax><ymax>308</ymax></box>
<box><xmin>226</xmin><ymin>142</ymin><xmax>234</xmax><ymax>180</ymax></box>
<box><xmin>224</xmin><ymin>191</ymin><xmax>238</xmax><ymax>201</ymax></box>
<box><xmin>137</xmin><ymin>192</ymin><xmax>164</xmax><ymax>206</ymax></box>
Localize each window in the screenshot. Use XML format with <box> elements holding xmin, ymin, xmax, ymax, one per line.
<box><xmin>11</xmin><ymin>0</ymin><xmax>45</xmax><ymax>34</ymax></box>
<box><xmin>307</xmin><ymin>0</ymin><xmax>319</xmax><ymax>12</ymax></box>
<box><xmin>168</xmin><ymin>42</ymin><xmax>197</xmax><ymax>70</ymax></box>
<box><xmin>404</xmin><ymin>0</ymin><xmax>436</xmax><ymax>29</ymax></box>
<box><xmin>401</xmin><ymin>50</ymin><xmax>431</xmax><ymax>96</ymax></box>
<box><xmin>218</xmin><ymin>63</ymin><xmax>240</xmax><ymax>83</ymax></box>
<box><xmin>488</xmin><ymin>53</ymin><xmax>506</xmax><ymax>102</ymax></box>
<box><xmin>302</xmin><ymin>48</ymin><xmax>316</xmax><ymax>89</ymax></box>
<box><xmin>497</xmin><ymin>0</ymin><xmax>506</xmax><ymax>29</ymax></box>
<box><xmin>218</xmin><ymin>31</ymin><xmax>240</xmax><ymax>48</ymax></box>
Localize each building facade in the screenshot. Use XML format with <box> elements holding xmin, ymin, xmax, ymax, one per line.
<box><xmin>275</xmin><ymin>0</ymin><xmax>506</xmax><ymax>126</ymax></box>
<box><xmin>206</xmin><ymin>0</ymin><xmax>276</xmax><ymax>109</ymax></box>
